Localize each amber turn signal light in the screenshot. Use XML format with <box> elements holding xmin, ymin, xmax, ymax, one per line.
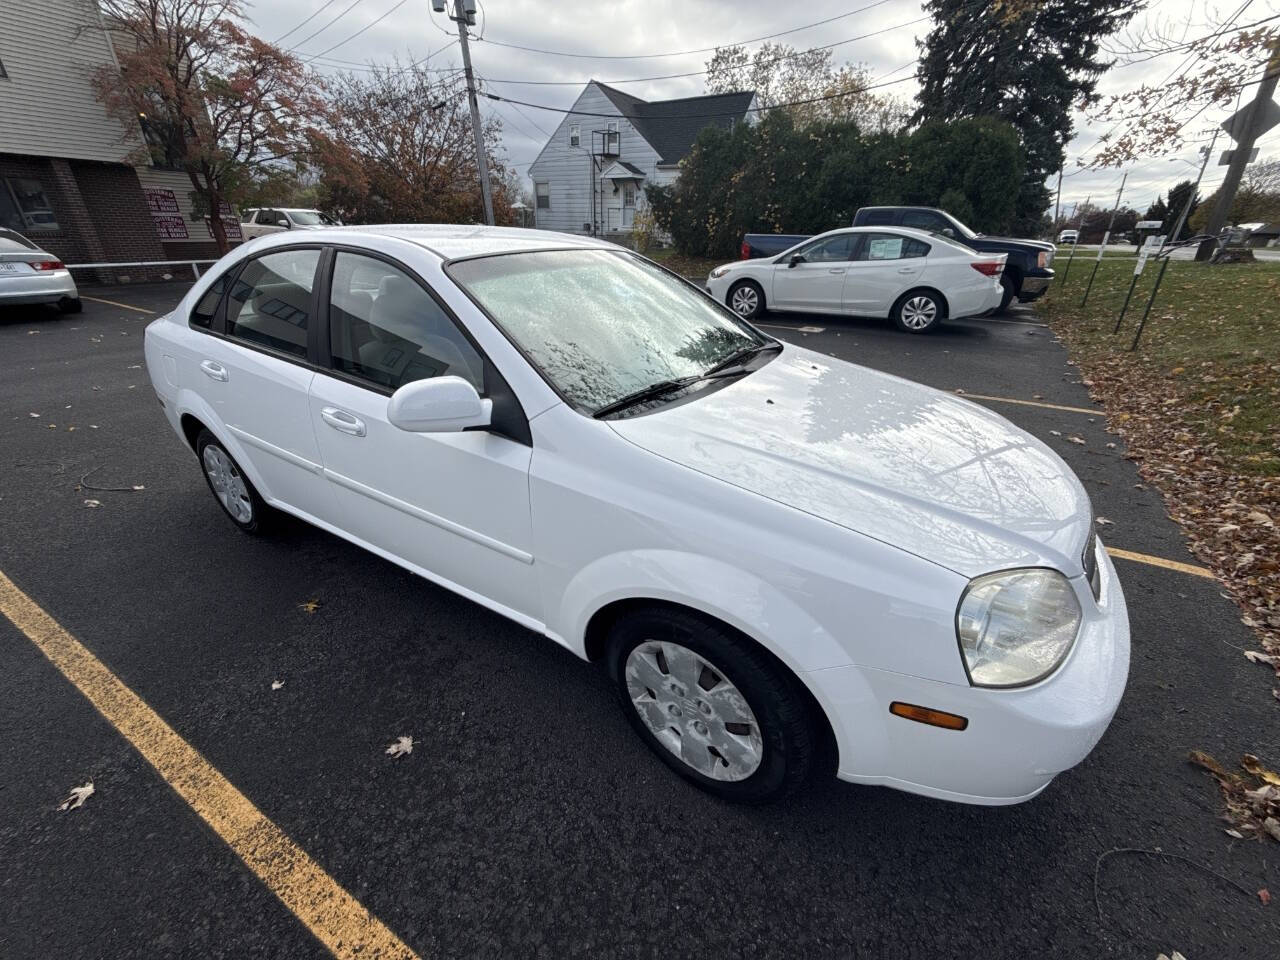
<box><xmin>889</xmin><ymin>701</ymin><xmax>968</xmax><ymax>731</ymax></box>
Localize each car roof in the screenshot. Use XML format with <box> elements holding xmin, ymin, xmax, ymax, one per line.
<box><xmin>814</xmin><ymin>225</ymin><xmax>939</xmax><ymax>241</ymax></box>
<box><xmin>307</xmin><ymin>223</ymin><xmax>619</xmax><ymax>260</ymax></box>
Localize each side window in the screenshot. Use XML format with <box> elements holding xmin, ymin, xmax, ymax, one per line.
<box><xmin>902</xmin><ymin>210</ymin><xmax>947</xmax><ymax>232</ymax></box>
<box><xmin>861</xmin><ymin>209</ymin><xmax>894</xmax><ymax>226</ymax></box>
<box><xmin>189</xmin><ymin>274</ymin><xmax>229</xmax><ymax>330</ymax></box>
<box><xmin>903</xmin><ymin>238</ymin><xmax>931</xmax><ymax>258</ymax></box>
<box><xmin>857</xmin><ymin>233</ymin><xmax>912</xmax><ymax>261</ymax></box>
<box><xmin>225</xmin><ymin>248</ymin><xmax>320</xmax><ymax>358</ymax></box>
<box><xmin>328</xmin><ymin>252</ymin><xmax>484</xmax><ymax>392</ymax></box>
<box><xmin>801</xmin><ymin>234</ymin><xmax>855</xmax><ymax>263</ymax></box>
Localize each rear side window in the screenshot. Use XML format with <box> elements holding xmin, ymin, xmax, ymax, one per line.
<box><xmin>189</xmin><ymin>274</ymin><xmax>228</xmax><ymax>329</ymax></box>
<box><xmin>225</xmin><ymin>248</ymin><xmax>320</xmax><ymax>358</ymax></box>
<box><xmin>327</xmin><ymin>251</ymin><xmax>484</xmax><ymax>391</ymax></box>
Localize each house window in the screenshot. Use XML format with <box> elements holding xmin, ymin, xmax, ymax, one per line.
<box><xmin>1</xmin><ymin>177</ymin><xmax>59</xmax><ymax>232</ymax></box>
<box><xmin>535</xmin><ymin>182</ymin><xmax>550</xmax><ymax>210</ymax></box>
<box><xmin>0</xmin><ymin>57</ymin><xmax>8</xmax><ymax>79</ymax></box>
<box><xmin>569</xmin><ymin>124</ymin><xmax>580</xmax><ymax>147</ymax></box>
<box><xmin>605</xmin><ymin>120</ymin><xmax>620</xmax><ymax>154</ymax></box>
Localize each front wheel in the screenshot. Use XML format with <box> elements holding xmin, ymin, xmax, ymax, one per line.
<box><xmin>892</xmin><ymin>290</ymin><xmax>945</xmax><ymax>333</ymax></box>
<box><xmin>727</xmin><ymin>280</ymin><xmax>765</xmax><ymax>320</ymax></box>
<box><xmin>607</xmin><ymin>607</ymin><xmax>815</xmax><ymax>803</ymax></box>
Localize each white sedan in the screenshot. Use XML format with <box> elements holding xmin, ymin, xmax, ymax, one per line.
<box><xmin>0</xmin><ymin>227</ymin><xmax>80</xmax><ymax>313</ymax></box>
<box><xmin>706</xmin><ymin>226</ymin><xmax>1005</xmax><ymax>332</ymax></box>
<box><xmin>144</xmin><ymin>225</ymin><xmax>1128</xmax><ymax>805</ymax></box>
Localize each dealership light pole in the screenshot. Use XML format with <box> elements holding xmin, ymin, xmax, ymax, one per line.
<box><xmin>436</xmin><ymin>0</ymin><xmax>495</xmax><ymax>225</ymax></box>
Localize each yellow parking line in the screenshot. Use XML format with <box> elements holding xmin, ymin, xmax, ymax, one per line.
<box><xmin>1106</xmin><ymin>547</ymin><xmax>1215</xmax><ymax>579</ymax></box>
<box><xmin>80</xmin><ymin>295</ymin><xmax>155</xmax><ymax>315</ymax></box>
<box><xmin>0</xmin><ymin>570</ymin><xmax>418</xmax><ymax>960</ymax></box>
<box><xmin>958</xmin><ymin>392</ymin><xmax>1100</xmax><ymax>416</ymax></box>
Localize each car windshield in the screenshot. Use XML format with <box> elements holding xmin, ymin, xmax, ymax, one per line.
<box><xmin>449</xmin><ymin>249</ymin><xmax>766</xmax><ymax>414</ymax></box>
<box><xmin>0</xmin><ymin>228</ymin><xmax>37</xmax><ymax>251</ymax></box>
<box><xmin>288</xmin><ymin>210</ymin><xmax>338</xmax><ymax>225</ymax></box>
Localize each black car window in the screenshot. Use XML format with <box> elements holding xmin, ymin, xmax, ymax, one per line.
<box><xmin>190</xmin><ymin>274</ymin><xmax>229</xmax><ymax>329</ymax></box>
<box><xmin>225</xmin><ymin>248</ymin><xmax>320</xmax><ymax>358</ymax></box>
<box><xmin>902</xmin><ymin>210</ymin><xmax>949</xmax><ymax>232</ymax></box>
<box><xmin>860</xmin><ymin>209</ymin><xmax>895</xmax><ymax>226</ymax></box>
<box><xmin>799</xmin><ymin>234</ymin><xmax>855</xmax><ymax>263</ymax></box>
<box><xmin>328</xmin><ymin>252</ymin><xmax>484</xmax><ymax>392</ymax></box>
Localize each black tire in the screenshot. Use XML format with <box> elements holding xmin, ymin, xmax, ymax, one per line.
<box><xmin>58</xmin><ymin>296</ymin><xmax>82</xmax><ymax>314</ymax></box>
<box><xmin>996</xmin><ymin>275</ymin><xmax>1017</xmax><ymax>313</ymax></box>
<box><xmin>891</xmin><ymin>288</ymin><xmax>946</xmax><ymax>334</ymax></box>
<box><xmin>726</xmin><ymin>280</ymin><xmax>765</xmax><ymax>320</ymax></box>
<box><xmin>606</xmin><ymin>606</ymin><xmax>815</xmax><ymax>804</ymax></box>
<box><xmin>195</xmin><ymin>429</ymin><xmax>270</xmax><ymax>534</ymax></box>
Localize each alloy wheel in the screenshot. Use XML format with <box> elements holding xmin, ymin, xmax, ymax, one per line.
<box><xmin>624</xmin><ymin>640</ymin><xmax>764</xmax><ymax>781</ymax></box>
<box><xmin>900</xmin><ymin>296</ymin><xmax>938</xmax><ymax>330</ymax></box>
<box><xmin>730</xmin><ymin>285</ymin><xmax>759</xmax><ymax>317</ymax></box>
<box><xmin>202</xmin><ymin>445</ymin><xmax>254</xmax><ymax>524</ymax></box>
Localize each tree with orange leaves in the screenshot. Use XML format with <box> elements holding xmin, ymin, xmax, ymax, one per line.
<box><xmin>91</xmin><ymin>0</ymin><xmax>326</xmax><ymax>253</ymax></box>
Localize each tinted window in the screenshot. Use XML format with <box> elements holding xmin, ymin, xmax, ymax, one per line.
<box><xmin>860</xmin><ymin>209</ymin><xmax>895</xmax><ymax>226</ymax></box>
<box><xmin>800</xmin><ymin>234</ymin><xmax>855</xmax><ymax>262</ymax></box>
<box><xmin>856</xmin><ymin>234</ymin><xmax>930</xmax><ymax>261</ymax></box>
<box><xmin>329</xmin><ymin>252</ymin><xmax>483</xmax><ymax>392</ymax></box>
<box><xmin>190</xmin><ymin>274</ymin><xmax>228</xmax><ymax>329</ymax></box>
<box><xmin>902</xmin><ymin>210</ymin><xmax>949</xmax><ymax>232</ymax></box>
<box><xmin>225</xmin><ymin>249</ymin><xmax>320</xmax><ymax>358</ymax></box>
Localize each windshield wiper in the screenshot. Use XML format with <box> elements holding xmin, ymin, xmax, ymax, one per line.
<box><xmin>703</xmin><ymin>340</ymin><xmax>782</xmax><ymax>377</ymax></box>
<box><xmin>592</xmin><ymin>377</ymin><xmax>702</xmax><ymax>419</ymax></box>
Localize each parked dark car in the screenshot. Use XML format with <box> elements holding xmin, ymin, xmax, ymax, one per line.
<box><xmin>741</xmin><ymin>207</ymin><xmax>1055</xmax><ymax>312</ymax></box>
<box><xmin>851</xmin><ymin>208</ymin><xmax>1054</xmax><ymax>311</ymax></box>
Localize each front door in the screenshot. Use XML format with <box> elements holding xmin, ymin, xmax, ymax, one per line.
<box><xmin>621</xmin><ymin>181</ymin><xmax>636</xmax><ymax>228</ymax></box>
<box><xmin>192</xmin><ymin>246</ymin><xmax>332</xmax><ymax>519</ymax></box>
<box><xmin>307</xmin><ymin>250</ymin><xmax>539</xmax><ymax>622</ymax></box>
<box><xmin>841</xmin><ymin>233</ymin><xmax>928</xmax><ymax>316</ymax></box>
<box><xmin>770</xmin><ymin>233</ymin><xmax>856</xmax><ymax>311</ymax></box>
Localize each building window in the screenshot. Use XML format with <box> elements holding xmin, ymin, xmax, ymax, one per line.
<box><xmin>535</xmin><ymin>182</ymin><xmax>550</xmax><ymax>210</ymax></box>
<box><xmin>1</xmin><ymin>177</ymin><xmax>60</xmax><ymax>232</ymax></box>
<box><xmin>0</xmin><ymin>57</ymin><xmax>8</xmax><ymax>79</ymax></box>
<box><xmin>568</xmin><ymin>124</ymin><xmax>580</xmax><ymax>147</ymax></box>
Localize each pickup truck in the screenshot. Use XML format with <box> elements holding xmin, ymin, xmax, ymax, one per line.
<box><xmin>742</xmin><ymin>206</ymin><xmax>1055</xmax><ymax>312</ymax></box>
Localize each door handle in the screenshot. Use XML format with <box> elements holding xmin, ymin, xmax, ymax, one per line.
<box><xmin>321</xmin><ymin>406</ymin><xmax>366</xmax><ymax>437</ymax></box>
<box><xmin>199</xmin><ymin>359</ymin><xmax>228</xmax><ymax>382</ymax></box>
<box><xmin>897</xmin><ymin>267</ymin><xmax>915</xmax><ymax>274</ymax></box>
<box><xmin>828</xmin><ymin>268</ymin><xmax>846</xmax><ymax>274</ymax></box>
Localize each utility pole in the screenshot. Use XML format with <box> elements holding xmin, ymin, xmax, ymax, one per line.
<box><xmin>1196</xmin><ymin>41</ymin><xmax>1280</xmax><ymax>260</ymax></box>
<box><xmin>1053</xmin><ymin>167</ymin><xmax>1063</xmax><ymax>227</ymax></box>
<box><xmin>437</xmin><ymin>0</ymin><xmax>495</xmax><ymax>225</ymax></box>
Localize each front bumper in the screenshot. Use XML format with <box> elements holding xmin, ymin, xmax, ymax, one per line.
<box><xmin>0</xmin><ymin>269</ymin><xmax>78</xmax><ymax>305</ymax></box>
<box><xmin>1018</xmin><ymin>272</ymin><xmax>1052</xmax><ymax>301</ymax></box>
<box><xmin>806</xmin><ymin>540</ymin><xmax>1130</xmax><ymax>805</ymax></box>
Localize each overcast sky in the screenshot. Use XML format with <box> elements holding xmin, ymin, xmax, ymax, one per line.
<box><xmin>244</xmin><ymin>0</ymin><xmax>1280</xmax><ymax>216</ymax></box>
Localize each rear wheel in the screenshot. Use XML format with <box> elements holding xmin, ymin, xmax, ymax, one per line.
<box><xmin>195</xmin><ymin>429</ymin><xmax>270</xmax><ymax>534</ymax></box>
<box><xmin>58</xmin><ymin>297</ymin><xmax>82</xmax><ymax>314</ymax></box>
<box><xmin>892</xmin><ymin>289</ymin><xmax>945</xmax><ymax>333</ymax></box>
<box><xmin>727</xmin><ymin>280</ymin><xmax>765</xmax><ymax>320</ymax></box>
<box><xmin>996</xmin><ymin>275</ymin><xmax>1017</xmax><ymax>313</ymax></box>
<box><xmin>607</xmin><ymin>607</ymin><xmax>815</xmax><ymax>803</ymax></box>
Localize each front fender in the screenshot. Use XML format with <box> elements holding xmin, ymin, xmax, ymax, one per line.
<box><xmin>558</xmin><ymin>548</ymin><xmax>852</xmax><ymax>675</ymax></box>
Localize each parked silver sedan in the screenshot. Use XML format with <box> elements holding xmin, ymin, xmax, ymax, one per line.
<box><xmin>0</xmin><ymin>228</ymin><xmax>80</xmax><ymax>313</ymax></box>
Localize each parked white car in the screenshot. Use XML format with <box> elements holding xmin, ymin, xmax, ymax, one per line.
<box><xmin>240</xmin><ymin>207</ymin><xmax>341</xmax><ymax>239</ymax></box>
<box><xmin>144</xmin><ymin>226</ymin><xmax>1129</xmax><ymax>805</ymax></box>
<box><xmin>706</xmin><ymin>226</ymin><xmax>1005</xmax><ymax>332</ymax></box>
<box><xmin>0</xmin><ymin>227</ymin><xmax>80</xmax><ymax>313</ymax></box>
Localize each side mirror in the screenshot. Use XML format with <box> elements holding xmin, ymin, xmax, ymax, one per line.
<box><xmin>388</xmin><ymin>376</ymin><xmax>492</xmax><ymax>433</ymax></box>
<box><xmin>940</xmin><ymin>228</ymin><xmax>955</xmax><ymax>238</ymax></box>
<box><xmin>276</xmin><ymin>219</ymin><xmax>290</xmax><ymax>228</ymax></box>
<box><xmin>788</xmin><ymin>253</ymin><xmax>805</xmax><ymax>268</ymax></box>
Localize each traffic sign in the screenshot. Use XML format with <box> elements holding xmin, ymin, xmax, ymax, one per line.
<box><xmin>1218</xmin><ymin>147</ymin><xmax>1260</xmax><ymax>165</ymax></box>
<box><xmin>1221</xmin><ymin>97</ymin><xmax>1280</xmax><ymax>142</ymax></box>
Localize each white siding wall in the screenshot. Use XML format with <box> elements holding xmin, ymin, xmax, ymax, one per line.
<box><xmin>0</xmin><ymin>0</ymin><xmax>139</xmax><ymax>163</ymax></box>
<box><xmin>528</xmin><ymin>83</ymin><xmax>663</xmax><ymax>235</ymax></box>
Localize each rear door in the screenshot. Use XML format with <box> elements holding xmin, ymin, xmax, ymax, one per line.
<box><xmin>769</xmin><ymin>233</ymin><xmax>857</xmax><ymax>312</ymax></box>
<box><xmin>842</xmin><ymin>233</ymin><xmax>930</xmax><ymax>315</ymax></box>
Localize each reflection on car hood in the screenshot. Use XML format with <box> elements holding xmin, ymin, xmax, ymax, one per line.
<box><xmin>609</xmin><ymin>345</ymin><xmax>1092</xmax><ymax>578</ymax></box>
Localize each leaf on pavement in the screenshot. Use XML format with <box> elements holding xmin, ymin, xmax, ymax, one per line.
<box><xmin>59</xmin><ymin>782</ymin><xmax>94</xmax><ymax>811</ymax></box>
<box><xmin>1225</xmin><ymin>828</ymin><xmax>1244</xmax><ymax>839</ymax></box>
<box><xmin>1242</xmin><ymin>755</ymin><xmax>1280</xmax><ymax>787</ymax></box>
<box><xmin>385</xmin><ymin>736</ymin><xmax>413</xmax><ymax>758</ymax></box>
<box><xmin>1096</xmin><ymin>516</ymin><xmax>1114</xmax><ymax>526</ymax></box>
<box><xmin>271</xmin><ymin>679</ymin><xmax>284</xmax><ymax>691</ymax></box>
<box><xmin>1068</xmin><ymin>435</ymin><xmax>1087</xmax><ymax>445</ymax></box>
<box><xmin>1260</xmin><ymin>888</ymin><xmax>1272</xmax><ymax>906</ymax></box>
<box><xmin>28</xmin><ymin>412</ymin><xmax>39</xmax><ymax>418</ymax></box>
<box><xmin>82</xmin><ymin>499</ymin><xmax>100</xmax><ymax>508</ymax></box>
<box><xmin>1049</xmin><ymin>429</ymin><xmax>1062</xmax><ymax>437</ymax></box>
<box><xmin>297</xmin><ymin>599</ymin><xmax>320</xmax><ymax>614</ymax></box>
<box><xmin>1245</xmin><ymin>650</ymin><xmax>1279</xmax><ymax>667</ymax></box>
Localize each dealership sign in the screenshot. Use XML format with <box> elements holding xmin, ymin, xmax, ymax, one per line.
<box><xmin>142</xmin><ymin>187</ymin><xmax>189</xmax><ymax>240</ymax></box>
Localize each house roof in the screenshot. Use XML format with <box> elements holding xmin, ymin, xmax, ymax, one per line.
<box><xmin>594</xmin><ymin>82</ymin><xmax>754</xmax><ymax>164</ymax></box>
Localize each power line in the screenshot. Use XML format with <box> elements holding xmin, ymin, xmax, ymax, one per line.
<box><xmin>286</xmin><ymin>0</ymin><xmax>365</xmax><ymax>52</ymax></box>
<box><xmin>302</xmin><ymin>0</ymin><xmax>413</xmax><ymax>62</ymax></box>
<box><xmin>273</xmin><ymin>0</ymin><xmax>343</xmax><ymax>44</ymax></box>
<box><xmin>470</xmin><ymin>0</ymin><xmax>903</xmax><ymax>61</ymax></box>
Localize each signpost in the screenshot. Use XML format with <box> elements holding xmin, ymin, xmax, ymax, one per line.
<box><xmin>1114</xmin><ymin>235</ymin><xmax>1165</xmax><ymax>332</ymax></box>
<box><xmin>1081</xmin><ymin>173</ymin><xmax>1127</xmax><ymax>307</ymax></box>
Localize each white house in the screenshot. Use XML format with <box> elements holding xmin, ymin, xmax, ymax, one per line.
<box><xmin>527</xmin><ymin>81</ymin><xmax>756</xmax><ymax>238</ymax></box>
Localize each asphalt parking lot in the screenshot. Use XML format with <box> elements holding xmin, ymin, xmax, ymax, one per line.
<box><xmin>2</xmin><ymin>283</ymin><xmax>1278</xmax><ymax>959</ymax></box>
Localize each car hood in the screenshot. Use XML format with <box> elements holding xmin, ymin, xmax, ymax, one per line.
<box><xmin>608</xmin><ymin>345</ymin><xmax>1092</xmax><ymax>578</ymax></box>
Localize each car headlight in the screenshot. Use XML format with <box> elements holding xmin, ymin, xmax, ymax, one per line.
<box><xmin>1037</xmin><ymin>250</ymin><xmax>1051</xmax><ymax>268</ymax></box>
<box><xmin>709</xmin><ymin>265</ymin><xmax>731</xmax><ymax>280</ymax></box>
<box><xmin>956</xmin><ymin>568</ymin><xmax>1082</xmax><ymax>687</ymax></box>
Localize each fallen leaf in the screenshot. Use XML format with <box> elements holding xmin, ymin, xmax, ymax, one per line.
<box><xmin>1225</xmin><ymin>828</ymin><xmax>1245</xmax><ymax>839</ymax></box>
<box><xmin>1106</xmin><ymin>442</ymin><xmax>1117</xmax><ymax>449</ymax></box>
<box><xmin>1096</xmin><ymin>517</ymin><xmax>1114</xmax><ymax>526</ymax></box>
<box><xmin>131</xmin><ymin>485</ymin><xmax>144</xmax><ymax>491</ymax></box>
<box><xmin>1242</xmin><ymin>755</ymin><xmax>1280</xmax><ymax>787</ymax></box>
<box><xmin>1260</xmin><ymin>888</ymin><xmax>1272</xmax><ymax>906</ymax></box>
<box><xmin>1268</xmin><ymin>818</ymin><xmax>1280</xmax><ymax>843</ymax></box>
<box><xmin>1049</xmin><ymin>429</ymin><xmax>1062</xmax><ymax>437</ymax></box>
<box><xmin>28</xmin><ymin>412</ymin><xmax>39</xmax><ymax>418</ymax></box>
<box><xmin>59</xmin><ymin>782</ymin><xmax>94</xmax><ymax>811</ymax></box>
<box><xmin>385</xmin><ymin>736</ymin><xmax>413</xmax><ymax>758</ymax></box>
<box><xmin>271</xmin><ymin>679</ymin><xmax>284</xmax><ymax>691</ymax></box>
<box><xmin>1068</xmin><ymin>436</ymin><xmax>1087</xmax><ymax>445</ymax></box>
<box><xmin>298</xmin><ymin>599</ymin><xmax>320</xmax><ymax>614</ymax></box>
<box><xmin>83</xmin><ymin>499</ymin><xmax>100</xmax><ymax>508</ymax></box>
<box><xmin>1244</xmin><ymin>650</ymin><xmax>1277</xmax><ymax>667</ymax></box>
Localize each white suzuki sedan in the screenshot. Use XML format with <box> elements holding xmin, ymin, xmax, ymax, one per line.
<box><xmin>144</xmin><ymin>225</ymin><xmax>1128</xmax><ymax>805</ymax></box>
<box><xmin>706</xmin><ymin>226</ymin><xmax>1004</xmax><ymax>332</ymax></box>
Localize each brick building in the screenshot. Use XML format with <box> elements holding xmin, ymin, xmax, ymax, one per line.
<box><xmin>0</xmin><ymin>0</ymin><xmax>231</xmax><ymax>282</ymax></box>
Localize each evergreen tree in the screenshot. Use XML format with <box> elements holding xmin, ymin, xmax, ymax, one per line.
<box><xmin>914</xmin><ymin>0</ymin><xmax>1136</xmax><ymax>234</ymax></box>
<box><xmin>1143</xmin><ymin>195</ymin><xmax>1169</xmax><ymax>223</ymax></box>
<box><xmin>1166</xmin><ymin>180</ymin><xmax>1199</xmax><ymax>239</ymax></box>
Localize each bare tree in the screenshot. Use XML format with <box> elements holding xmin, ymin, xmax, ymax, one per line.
<box><xmin>92</xmin><ymin>0</ymin><xmax>326</xmax><ymax>252</ymax></box>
